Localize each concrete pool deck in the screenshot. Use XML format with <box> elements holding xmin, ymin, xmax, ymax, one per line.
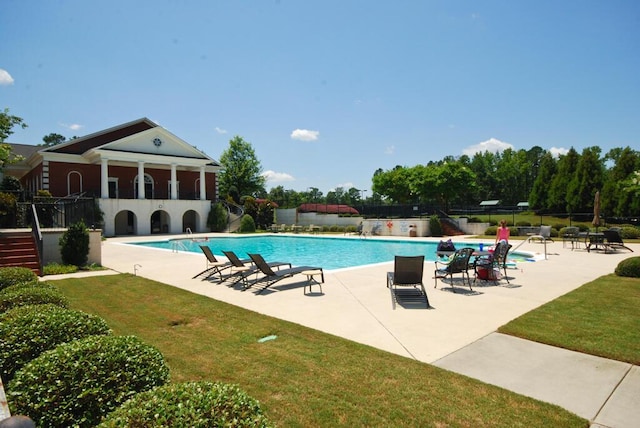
<box><xmin>53</xmin><ymin>234</ymin><xmax>640</xmax><ymax>427</ymax></box>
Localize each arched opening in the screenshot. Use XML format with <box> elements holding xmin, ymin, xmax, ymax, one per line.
<box><xmin>67</xmin><ymin>171</ymin><xmax>82</xmax><ymax>195</ymax></box>
<box><xmin>134</xmin><ymin>173</ymin><xmax>155</xmax><ymax>199</ymax></box>
<box><xmin>114</xmin><ymin>210</ymin><xmax>136</xmax><ymax>235</ymax></box>
<box><xmin>151</xmin><ymin>210</ymin><xmax>170</xmax><ymax>234</ymax></box>
<box><xmin>182</xmin><ymin>209</ymin><xmax>199</xmax><ymax>233</ymax></box>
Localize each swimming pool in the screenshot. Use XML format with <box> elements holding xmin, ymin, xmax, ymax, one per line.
<box><xmin>130</xmin><ymin>235</ymin><xmax>534</xmax><ymax>271</ymax></box>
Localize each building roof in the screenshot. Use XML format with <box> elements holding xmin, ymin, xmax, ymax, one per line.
<box><xmin>298</xmin><ymin>203</ymin><xmax>359</xmax><ymax>215</ymax></box>
<box><xmin>42</xmin><ymin>118</ymin><xmax>158</xmax><ymax>155</ymax></box>
<box><xmin>5</xmin><ymin>143</ymin><xmax>40</xmax><ymax>160</ymax></box>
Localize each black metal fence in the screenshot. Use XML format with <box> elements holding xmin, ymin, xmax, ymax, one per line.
<box><xmin>12</xmin><ymin>198</ymin><xmax>102</xmax><ymax>230</ymax></box>
<box><xmin>354</xmin><ymin>203</ymin><xmax>638</xmax><ymax>226</ymax></box>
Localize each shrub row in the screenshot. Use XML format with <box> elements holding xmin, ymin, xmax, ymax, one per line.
<box><xmin>0</xmin><ymin>304</ymin><xmax>112</xmax><ymax>382</ymax></box>
<box><xmin>0</xmin><ymin>267</ymin><xmax>272</xmax><ymax>427</ymax></box>
<box><xmin>0</xmin><ymin>267</ymin><xmax>37</xmax><ymax>291</ymax></box>
<box><xmin>0</xmin><ymin>284</ymin><xmax>69</xmax><ymax>313</ymax></box>
<box><xmin>8</xmin><ymin>335</ymin><xmax>169</xmax><ymax>428</ymax></box>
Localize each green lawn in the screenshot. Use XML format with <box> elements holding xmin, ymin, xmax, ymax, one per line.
<box><xmin>499</xmin><ymin>274</ymin><xmax>640</xmax><ymax>365</ymax></box>
<box><xmin>54</xmin><ymin>274</ymin><xmax>585</xmax><ymax>427</ymax></box>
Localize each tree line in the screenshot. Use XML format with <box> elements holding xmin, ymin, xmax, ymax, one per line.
<box><xmin>370</xmin><ymin>146</ymin><xmax>640</xmax><ymax>218</ymax></box>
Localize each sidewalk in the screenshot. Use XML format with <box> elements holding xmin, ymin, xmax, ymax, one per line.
<box><xmin>57</xmin><ymin>235</ymin><xmax>640</xmax><ymax>427</ymax></box>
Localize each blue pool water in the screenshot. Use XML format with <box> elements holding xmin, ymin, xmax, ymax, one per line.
<box><xmin>130</xmin><ymin>235</ymin><xmax>532</xmax><ymax>271</ymax></box>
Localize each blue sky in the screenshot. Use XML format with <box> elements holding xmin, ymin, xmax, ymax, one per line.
<box><xmin>2</xmin><ymin>1</ymin><xmax>639</xmax><ymax>196</ymax></box>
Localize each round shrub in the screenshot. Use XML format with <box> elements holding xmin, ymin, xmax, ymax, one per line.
<box><xmin>0</xmin><ymin>304</ymin><xmax>111</xmax><ymax>382</ymax></box>
<box><xmin>484</xmin><ymin>226</ymin><xmax>497</xmax><ymax>236</ymax></box>
<box><xmin>0</xmin><ymin>286</ymin><xmax>69</xmax><ymax>313</ymax></box>
<box><xmin>0</xmin><ymin>267</ymin><xmax>38</xmax><ymax>291</ymax></box>
<box><xmin>615</xmin><ymin>257</ymin><xmax>640</xmax><ymax>278</ymax></box>
<box><xmin>98</xmin><ymin>381</ymin><xmax>273</xmax><ymax>428</ymax></box>
<box><xmin>239</xmin><ymin>214</ymin><xmax>256</xmax><ymax>233</ymax></box>
<box><xmin>7</xmin><ymin>335</ymin><xmax>170</xmax><ymax>428</ymax></box>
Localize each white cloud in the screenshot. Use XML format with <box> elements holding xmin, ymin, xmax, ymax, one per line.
<box><xmin>0</xmin><ymin>69</ymin><xmax>14</xmax><ymax>85</ymax></box>
<box><xmin>330</xmin><ymin>182</ymin><xmax>354</xmax><ymax>192</ymax></box>
<box><xmin>385</xmin><ymin>145</ymin><xmax>395</xmax><ymax>155</ymax></box>
<box><xmin>290</xmin><ymin>129</ymin><xmax>319</xmax><ymax>141</ymax></box>
<box><xmin>549</xmin><ymin>146</ymin><xmax>569</xmax><ymax>158</ymax></box>
<box><xmin>462</xmin><ymin>138</ymin><xmax>513</xmax><ymax>156</ymax></box>
<box><xmin>262</xmin><ymin>170</ymin><xmax>295</xmax><ymax>184</ymax></box>
<box><xmin>215</xmin><ymin>127</ymin><xmax>227</xmax><ymax>134</ymax></box>
<box><xmin>59</xmin><ymin>123</ymin><xmax>83</xmax><ymax>132</ymax></box>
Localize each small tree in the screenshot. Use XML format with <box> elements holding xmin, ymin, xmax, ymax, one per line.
<box><xmin>207</xmin><ymin>202</ymin><xmax>228</xmax><ymax>232</ymax></box>
<box><xmin>0</xmin><ymin>191</ymin><xmax>17</xmax><ymax>227</ymax></box>
<box><xmin>239</xmin><ymin>214</ymin><xmax>256</xmax><ymax>233</ymax></box>
<box><xmin>430</xmin><ymin>215</ymin><xmax>443</xmax><ymax>237</ymax></box>
<box><xmin>59</xmin><ymin>220</ymin><xmax>90</xmax><ymax>266</ymax></box>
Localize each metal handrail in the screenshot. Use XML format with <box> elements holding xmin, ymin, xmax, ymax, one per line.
<box><xmin>30</xmin><ymin>204</ymin><xmax>44</xmax><ymax>275</ymax></box>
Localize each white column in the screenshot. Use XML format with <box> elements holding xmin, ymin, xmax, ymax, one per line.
<box><xmin>170</xmin><ymin>163</ymin><xmax>178</xmax><ymax>200</ymax></box>
<box><xmin>101</xmin><ymin>158</ymin><xmax>109</xmax><ymax>198</ymax></box>
<box><xmin>199</xmin><ymin>166</ymin><xmax>206</xmax><ymax>200</ymax></box>
<box><xmin>137</xmin><ymin>161</ymin><xmax>145</xmax><ymax>199</ymax></box>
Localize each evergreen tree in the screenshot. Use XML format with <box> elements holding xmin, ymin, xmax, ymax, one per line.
<box><xmin>566</xmin><ymin>147</ymin><xmax>604</xmax><ymax>213</ymax></box>
<box><xmin>548</xmin><ymin>148</ymin><xmax>579</xmax><ymax>213</ymax></box>
<box><xmin>529</xmin><ymin>152</ymin><xmax>557</xmax><ymax>210</ymax></box>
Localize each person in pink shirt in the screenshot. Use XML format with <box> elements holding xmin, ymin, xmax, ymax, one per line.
<box><xmin>495</xmin><ymin>219</ymin><xmax>510</xmax><ymax>245</ymax></box>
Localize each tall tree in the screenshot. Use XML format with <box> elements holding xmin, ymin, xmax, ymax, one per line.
<box><xmin>548</xmin><ymin>148</ymin><xmax>579</xmax><ymax>213</ymax></box>
<box><xmin>371</xmin><ymin>166</ymin><xmax>415</xmax><ymax>203</ymax></box>
<box><xmin>218</xmin><ymin>136</ymin><xmax>266</xmax><ymax>201</ymax></box>
<box><xmin>0</xmin><ymin>108</ymin><xmax>28</xmax><ymax>172</ymax></box>
<box><xmin>40</xmin><ymin>133</ymin><xmax>66</xmax><ymax>147</ymax></box>
<box><xmin>528</xmin><ymin>151</ymin><xmax>556</xmax><ymax>210</ymax></box>
<box><xmin>433</xmin><ymin>161</ymin><xmax>477</xmax><ymax>211</ymax></box>
<box><xmin>566</xmin><ymin>146</ymin><xmax>604</xmax><ymax>213</ymax></box>
<box><xmin>468</xmin><ymin>151</ymin><xmax>499</xmax><ymax>202</ymax></box>
<box><xmin>601</xmin><ymin>147</ymin><xmax>640</xmax><ymax>217</ymax></box>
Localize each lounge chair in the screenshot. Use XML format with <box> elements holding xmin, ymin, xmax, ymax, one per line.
<box><xmin>192</xmin><ymin>246</ymin><xmax>239</xmax><ymax>281</ymax></box>
<box><xmin>221</xmin><ymin>250</ymin><xmax>291</xmax><ymax>287</ymax></box>
<box><xmin>246</xmin><ymin>253</ymin><xmax>324</xmax><ymax>294</ymax></box>
<box><xmin>530</xmin><ymin>225</ymin><xmax>554</xmax><ymax>243</ymax></box>
<box><xmin>602</xmin><ymin>230</ymin><xmax>634</xmax><ymax>253</ymax></box>
<box><xmin>387</xmin><ymin>255</ymin><xmax>430</xmax><ymax>309</ymax></box>
<box><xmin>434</xmin><ymin>247</ymin><xmax>474</xmax><ymax>292</ymax></box>
<box><xmin>473</xmin><ymin>241</ymin><xmax>511</xmax><ymax>284</ymax></box>
<box><xmin>561</xmin><ymin>226</ymin><xmax>581</xmax><ymax>249</ymax></box>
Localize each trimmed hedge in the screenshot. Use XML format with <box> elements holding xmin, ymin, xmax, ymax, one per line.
<box><xmin>619</xmin><ymin>226</ymin><xmax>640</xmax><ymax>239</ymax></box>
<box><xmin>0</xmin><ymin>267</ymin><xmax>38</xmax><ymax>291</ymax></box>
<box><xmin>0</xmin><ymin>281</ymin><xmax>58</xmax><ymax>295</ymax></box>
<box><xmin>0</xmin><ymin>286</ymin><xmax>69</xmax><ymax>313</ymax></box>
<box><xmin>615</xmin><ymin>257</ymin><xmax>640</xmax><ymax>278</ymax></box>
<box><xmin>7</xmin><ymin>335</ymin><xmax>170</xmax><ymax>428</ymax></box>
<box><xmin>0</xmin><ymin>304</ymin><xmax>112</xmax><ymax>382</ymax></box>
<box><xmin>98</xmin><ymin>381</ymin><xmax>273</xmax><ymax>428</ymax></box>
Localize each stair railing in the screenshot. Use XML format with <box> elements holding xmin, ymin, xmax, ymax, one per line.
<box><xmin>30</xmin><ymin>204</ymin><xmax>44</xmax><ymax>275</ymax></box>
<box><xmin>437</xmin><ymin>210</ymin><xmax>465</xmax><ymax>235</ymax></box>
<box><xmin>220</xmin><ymin>200</ymin><xmax>244</xmax><ymax>233</ymax></box>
